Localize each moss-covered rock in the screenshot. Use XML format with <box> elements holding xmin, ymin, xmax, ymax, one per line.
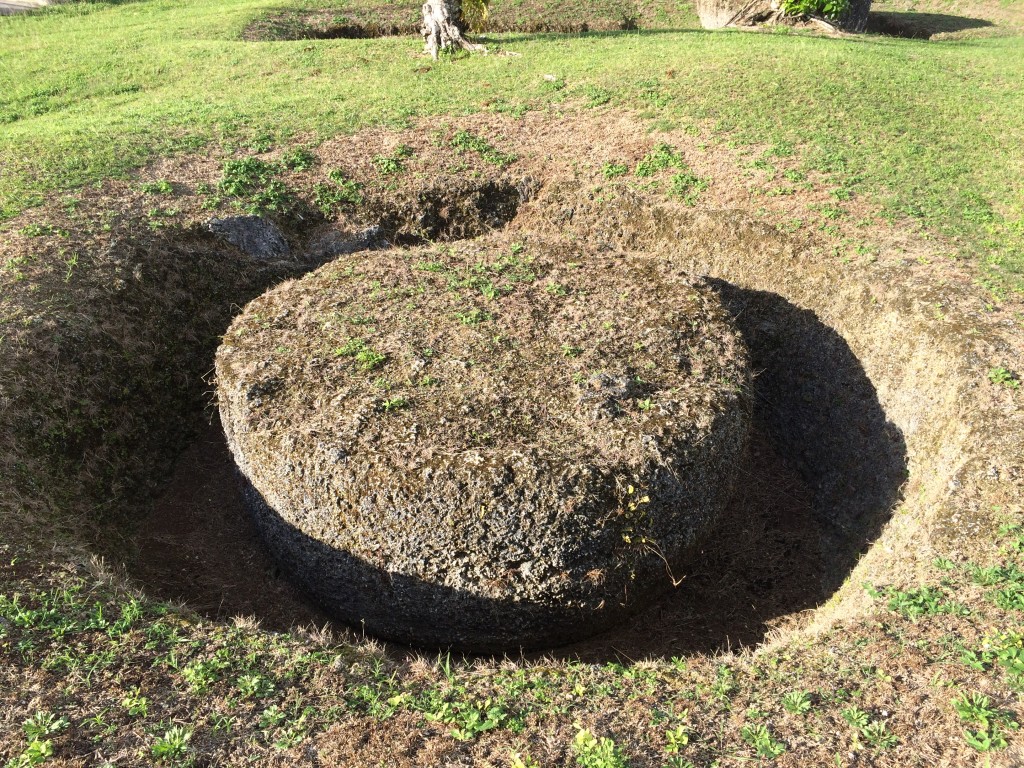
<box><xmin>216</xmin><ymin>236</ymin><xmax>751</xmax><ymax>651</ymax></box>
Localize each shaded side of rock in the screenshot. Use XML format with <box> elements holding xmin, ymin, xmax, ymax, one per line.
<box><xmin>207</xmin><ymin>216</ymin><xmax>289</xmax><ymax>260</ymax></box>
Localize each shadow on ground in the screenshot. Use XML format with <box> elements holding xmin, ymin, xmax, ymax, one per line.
<box><xmin>868</xmin><ymin>11</ymin><xmax>993</xmax><ymax>38</ymax></box>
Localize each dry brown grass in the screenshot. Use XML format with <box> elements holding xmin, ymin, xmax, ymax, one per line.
<box><xmin>1</xmin><ymin>109</ymin><xmax>1022</xmax><ymax>766</ymax></box>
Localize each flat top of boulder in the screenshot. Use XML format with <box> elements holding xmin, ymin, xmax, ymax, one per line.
<box><xmin>216</xmin><ymin>236</ymin><xmax>748</xmax><ymax>473</ymax></box>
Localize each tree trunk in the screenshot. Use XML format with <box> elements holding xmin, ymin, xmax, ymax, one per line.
<box><xmin>422</xmin><ymin>0</ymin><xmax>484</xmax><ymax>59</ymax></box>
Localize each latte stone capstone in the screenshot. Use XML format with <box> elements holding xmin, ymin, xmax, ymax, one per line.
<box><xmin>215</xmin><ymin>237</ymin><xmax>752</xmax><ymax>652</ymax></box>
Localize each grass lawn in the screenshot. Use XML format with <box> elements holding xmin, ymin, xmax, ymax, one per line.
<box><xmin>1</xmin><ymin>0</ymin><xmax>1022</xmax><ymax>291</ymax></box>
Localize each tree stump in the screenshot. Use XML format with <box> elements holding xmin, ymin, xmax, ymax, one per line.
<box><xmin>421</xmin><ymin>0</ymin><xmax>484</xmax><ymax>59</ymax></box>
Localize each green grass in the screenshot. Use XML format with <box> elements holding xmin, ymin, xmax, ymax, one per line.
<box><xmin>1</xmin><ymin>0</ymin><xmax>1023</xmax><ymax>293</ymax></box>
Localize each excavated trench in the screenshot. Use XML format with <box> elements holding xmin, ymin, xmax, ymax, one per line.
<box><xmin>5</xmin><ymin>165</ymin><xmax>1014</xmax><ymax>662</ymax></box>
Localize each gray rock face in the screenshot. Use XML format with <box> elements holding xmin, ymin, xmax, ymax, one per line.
<box><xmin>206</xmin><ymin>216</ymin><xmax>289</xmax><ymax>260</ymax></box>
<box><xmin>216</xmin><ymin>238</ymin><xmax>752</xmax><ymax>652</ymax></box>
<box><xmin>305</xmin><ymin>226</ymin><xmax>384</xmax><ymax>260</ymax></box>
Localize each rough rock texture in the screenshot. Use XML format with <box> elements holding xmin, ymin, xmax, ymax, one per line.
<box><xmin>207</xmin><ymin>216</ymin><xmax>289</xmax><ymax>260</ymax></box>
<box><xmin>305</xmin><ymin>226</ymin><xmax>384</xmax><ymax>261</ymax></box>
<box><xmin>216</xmin><ymin>237</ymin><xmax>752</xmax><ymax>651</ymax></box>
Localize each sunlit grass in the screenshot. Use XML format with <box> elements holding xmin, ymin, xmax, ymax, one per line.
<box><xmin>1</xmin><ymin>0</ymin><xmax>1022</xmax><ymax>288</ymax></box>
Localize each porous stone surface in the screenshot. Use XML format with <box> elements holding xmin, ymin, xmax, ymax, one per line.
<box><xmin>216</xmin><ymin>236</ymin><xmax>752</xmax><ymax>651</ymax></box>
<box><xmin>206</xmin><ymin>215</ymin><xmax>289</xmax><ymax>260</ymax></box>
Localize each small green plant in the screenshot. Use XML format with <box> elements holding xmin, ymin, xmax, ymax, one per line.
<box><xmin>373</xmin><ymin>145</ymin><xmax>414</xmax><ymax>175</ymax></box>
<box><xmin>140</xmin><ymin>179</ymin><xmax>174</xmax><ymax>195</ymax></box>
<box><xmin>509</xmin><ymin>752</ymin><xmax>539</xmax><ymax>768</ymax></box>
<box><xmin>236</xmin><ymin>672</ymin><xmax>274</xmax><ymax>698</ymax></box>
<box><xmin>259</xmin><ymin>705</ymin><xmax>287</xmax><ymax>729</ymax></box>
<box><xmin>602</xmin><ymin>162</ymin><xmax>629</xmax><ymax>179</ymax></box>
<box><xmin>450</xmin><ymin>130</ymin><xmax>516</xmax><ymax>167</ymax></box>
<box><xmin>740</xmin><ymin>723</ymin><xmax>785</xmax><ymax>758</ymax></box>
<box><xmin>561</xmin><ymin>343</ymin><xmax>583</xmax><ymax>358</ymax></box>
<box><xmin>664</xmin><ymin>724</ymin><xmax>689</xmax><ymax>753</ymax></box>
<box><xmin>151</xmin><ymin>725</ymin><xmax>192</xmax><ymax>763</ymax></box>
<box><xmin>19</xmin><ymin>223</ymin><xmax>60</xmax><ymax>237</ymax></box>
<box><xmin>456</xmin><ymin>308</ymin><xmax>489</xmax><ymax>325</ymax></box>
<box><xmin>545</xmin><ymin>282</ymin><xmax>567</xmax><ymax>297</ymax></box>
<box><xmin>122</xmin><ymin>690</ymin><xmax>149</xmax><ymax>717</ymax></box>
<box><xmin>989</xmin><ymin>366</ymin><xmax>1020</xmax><ymax>389</ymax></box>
<box><xmin>313</xmin><ymin>174</ymin><xmax>362</xmax><ymax>214</ymax></box>
<box><xmin>841</xmin><ymin>706</ymin><xmax>870</xmax><ymax>729</ymax></box>
<box><xmin>378</xmin><ymin>396</ymin><xmax>408</xmax><ymax>413</ymax></box>
<box><xmin>572</xmin><ymin>729</ymin><xmax>630</xmax><ymax>768</ymax></box>
<box><xmin>22</xmin><ymin>712</ymin><xmax>68</xmax><ymax>741</ymax></box>
<box><xmin>637</xmin><ymin>398</ymin><xmax>653</xmax><ymax>411</ymax></box>
<box><xmin>334</xmin><ymin>338</ymin><xmax>386</xmax><ymax>370</ymax></box>
<box><xmin>281</xmin><ymin>146</ymin><xmax>316</xmax><ymax>171</ymax></box>
<box><xmin>875</xmin><ymin>584</ymin><xmax>969</xmax><ymax>618</ymax></box>
<box><xmin>6</xmin><ymin>740</ymin><xmax>53</xmax><ymax>768</ymax></box>
<box><xmin>860</xmin><ymin>721</ymin><xmax>898</xmax><ymax>749</ymax></box>
<box><xmin>782</xmin><ymin>690</ymin><xmax>812</xmax><ymax>715</ymax></box>
<box><xmin>669</xmin><ymin>171</ymin><xmax>708</xmax><ymax>204</ymax></box>
<box><xmin>635</xmin><ymin>144</ymin><xmax>687</xmax><ymax>177</ymax></box>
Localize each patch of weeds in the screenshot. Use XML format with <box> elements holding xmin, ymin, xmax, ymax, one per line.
<box><xmin>219</xmin><ymin>157</ymin><xmax>278</xmax><ymax>197</ymax></box>
<box><xmin>373</xmin><ymin>145</ymin><xmax>414</xmax><ymax>175</ymax></box>
<box><xmin>377</xmin><ymin>396</ymin><xmax>408</xmax><ymax>413</ymax></box>
<box><xmin>582</xmin><ymin>85</ymin><xmax>612</xmax><ymax>107</ymax></box>
<box><xmin>450</xmin><ymin>130</ymin><xmax>516</xmax><ymax>167</ymax></box>
<box><xmin>663</xmin><ymin>723</ymin><xmax>689</xmax><ymax>753</ymax></box>
<box><xmin>782</xmin><ymin>169</ymin><xmax>806</xmax><ymax>182</ymax></box>
<box><xmin>860</xmin><ymin>721</ymin><xmax>898</xmax><ymax>749</ymax></box>
<box><xmin>668</xmin><ymin>171</ymin><xmax>708</xmax><ymax>205</ymax></box>
<box><xmin>281</xmin><ymin>146</ymin><xmax>316</xmax><ymax>171</ymax></box>
<box><xmin>334</xmin><ymin>338</ymin><xmax>386</xmax><ymax>370</ymax></box>
<box><xmin>140</xmin><ymin>179</ymin><xmax>174</xmax><ymax>195</ymax></box>
<box><xmin>561</xmin><ymin>343</ymin><xmax>583</xmax><ymax>358</ymax></box>
<box><xmin>740</xmin><ymin>723</ymin><xmax>785</xmax><ymax>758</ymax></box>
<box><xmin>601</xmin><ymin>162</ymin><xmax>629</xmax><ymax>179</ymax></box>
<box><xmin>313</xmin><ymin>171</ymin><xmax>362</xmax><ymax>215</ymax></box>
<box><xmin>19</xmin><ymin>223</ymin><xmax>64</xmax><ymax>237</ymax></box>
<box><xmin>150</xmin><ymin>725</ymin><xmax>192</xmax><ymax>764</ymax></box>
<box><xmin>236</xmin><ymin>672</ymin><xmax>274</xmax><ymax>699</ymax></box>
<box><xmin>218</xmin><ymin>157</ymin><xmax>299</xmax><ymax>215</ymax></box>
<box><xmin>867</xmin><ymin>583</ymin><xmax>969</xmax><ymax>618</ymax></box>
<box><xmin>572</xmin><ymin>729</ymin><xmax>630</xmax><ymax>768</ymax></box>
<box><xmin>545</xmin><ymin>282</ymin><xmax>567</xmax><ymax>297</ymax></box>
<box><xmin>810</xmin><ymin>202</ymin><xmax>844</xmax><ymax>220</ymax></box>
<box><xmin>989</xmin><ymin>366</ymin><xmax>1020</xmax><ymax>389</ymax></box>
<box><xmin>122</xmin><ymin>690</ymin><xmax>149</xmax><ymax>717</ymax></box>
<box><xmin>425</xmin><ymin>697</ymin><xmax>512</xmax><ymax>741</ymax></box>
<box><xmin>782</xmin><ymin>690</ymin><xmax>812</xmax><ymax>715</ymax></box>
<box><xmin>456</xmin><ymin>307</ymin><xmax>490</xmax><ymax>325</ymax></box>
<box><xmin>842</xmin><ymin>706</ymin><xmax>897</xmax><ymax>750</ymax></box>
<box><xmin>634</xmin><ymin>143</ymin><xmax>686</xmax><ymax>178</ymax></box>
<box><xmin>182</xmin><ymin>656</ymin><xmax>229</xmax><ymax>693</ymax></box>
<box><xmin>248</xmin><ymin>132</ymin><xmax>275</xmax><ymax>152</ymax></box>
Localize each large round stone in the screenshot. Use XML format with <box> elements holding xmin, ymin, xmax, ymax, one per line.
<box><xmin>216</xmin><ymin>237</ymin><xmax>751</xmax><ymax>651</ymax></box>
